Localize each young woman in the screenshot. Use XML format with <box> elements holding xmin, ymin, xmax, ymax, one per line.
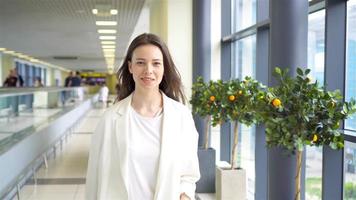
<box><xmin>86</xmin><ymin>33</ymin><xmax>200</xmax><ymax>200</ymax></box>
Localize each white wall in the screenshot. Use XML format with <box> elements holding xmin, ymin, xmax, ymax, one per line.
<box><xmin>54</xmin><ymin>69</ymin><xmax>62</xmax><ymax>86</ymax></box>
<box><xmin>167</xmin><ymin>0</ymin><xmax>193</xmax><ymax>101</ymax></box>
<box><xmin>147</xmin><ymin>0</ymin><xmax>193</xmax><ymax>102</ymax></box>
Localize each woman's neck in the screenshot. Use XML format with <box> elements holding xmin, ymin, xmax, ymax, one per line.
<box><xmin>131</xmin><ymin>89</ymin><xmax>163</xmax><ymax>117</ymax></box>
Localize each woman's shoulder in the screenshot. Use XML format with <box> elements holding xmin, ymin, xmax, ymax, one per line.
<box><xmin>163</xmin><ymin>93</ymin><xmax>191</xmax><ymax>114</ymax></box>
<box><xmin>103</xmin><ymin>94</ymin><xmax>132</xmax><ymax>116</ymax></box>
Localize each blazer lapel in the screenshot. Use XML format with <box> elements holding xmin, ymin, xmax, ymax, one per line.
<box><xmin>114</xmin><ymin>94</ymin><xmax>132</xmax><ymax>197</ymax></box>
<box><xmin>154</xmin><ymin>94</ymin><xmax>179</xmax><ymax>199</ymax></box>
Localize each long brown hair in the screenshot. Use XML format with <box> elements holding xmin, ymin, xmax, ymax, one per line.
<box><xmin>116</xmin><ymin>33</ymin><xmax>186</xmax><ymax>104</ymax></box>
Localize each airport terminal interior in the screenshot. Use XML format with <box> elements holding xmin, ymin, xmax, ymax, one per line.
<box><xmin>1</xmin><ymin>0</ymin><xmax>356</xmax><ymax>200</ymax></box>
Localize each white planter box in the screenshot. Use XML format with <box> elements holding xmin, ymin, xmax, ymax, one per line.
<box><xmin>216</xmin><ymin>163</ymin><xmax>246</xmax><ymax>200</ymax></box>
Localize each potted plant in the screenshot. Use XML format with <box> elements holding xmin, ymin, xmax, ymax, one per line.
<box><xmin>215</xmin><ymin>77</ymin><xmax>265</xmax><ymax>200</ymax></box>
<box><xmin>260</xmin><ymin>67</ymin><xmax>356</xmax><ymax>200</ymax></box>
<box><xmin>190</xmin><ymin>77</ymin><xmax>225</xmax><ymax>192</ymax></box>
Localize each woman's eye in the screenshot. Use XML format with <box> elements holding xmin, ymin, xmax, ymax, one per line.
<box><xmin>154</xmin><ymin>62</ymin><xmax>162</xmax><ymax>66</ymax></box>
<box><xmin>136</xmin><ymin>61</ymin><xmax>144</xmax><ymax>65</ymax></box>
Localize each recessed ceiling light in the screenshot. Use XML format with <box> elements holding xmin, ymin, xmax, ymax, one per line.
<box><xmin>98</xmin><ymin>29</ymin><xmax>117</xmax><ymax>34</ymax></box>
<box><xmin>110</xmin><ymin>9</ymin><xmax>118</xmax><ymax>15</ymax></box>
<box><xmin>99</xmin><ymin>36</ymin><xmax>116</xmax><ymax>40</ymax></box>
<box><xmin>96</xmin><ymin>21</ymin><xmax>117</xmax><ymax>26</ymax></box>
<box><xmin>92</xmin><ymin>9</ymin><xmax>98</xmax><ymax>14</ymax></box>
<box><xmin>104</xmin><ymin>51</ymin><xmax>115</xmax><ymax>55</ymax></box>
<box><xmin>3</xmin><ymin>50</ymin><xmax>15</xmax><ymax>54</ymax></box>
<box><xmin>102</xmin><ymin>45</ymin><xmax>116</xmax><ymax>49</ymax></box>
<box><xmin>103</xmin><ymin>49</ymin><xmax>115</xmax><ymax>53</ymax></box>
<box><xmin>101</xmin><ymin>41</ymin><xmax>115</xmax><ymax>45</ymax></box>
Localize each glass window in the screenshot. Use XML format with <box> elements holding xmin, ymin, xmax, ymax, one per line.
<box><xmin>232</xmin><ymin>34</ymin><xmax>256</xmax><ymax>200</ymax></box>
<box><xmin>344</xmin><ymin>141</ymin><xmax>356</xmax><ymax>200</ymax></box>
<box><xmin>232</xmin><ymin>0</ymin><xmax>256</xmax><ymax>32</ymax></box>
<box><xmin>232</xmin><ymin>35</ymin><xmax>256</xmax><ymax>79</ymax></box>
<box><xmin>25</xmin><ymin>64</ymin><xmax>31</xmax><ymax>87</ymax></box>
<box><xmin>305</xmin><ymin>9</ymin><xmax>326</xmax><ymax>200</ymax></box>
<box><xmin>308</xmin><ymin>9</ymin><xmax>325</xmax><ymax>85</ymax></box>
<box><xmin>345</xmin><ymin>0</ymin><xmax>356</xmax><ymax>132</ymax></box>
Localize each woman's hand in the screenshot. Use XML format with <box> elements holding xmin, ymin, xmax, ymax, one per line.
<box><xmin>180</xmin><ymin>193</ymin><xmax>191</xmax><ymax>200</ymax></box>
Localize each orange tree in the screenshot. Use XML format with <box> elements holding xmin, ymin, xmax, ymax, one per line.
<box><xmin>222</xmin><ymin>77</ymin><xmax>266</xmax><ymax>169</ymax></box>
<box><xmin>190</xmin><ymin>77</ymin><xmax>226</xmax><ymax>149</ymax></box>
<box><xmin>260</xmin><ymin>67</ymin><xmax>356</xmax><ymax>200</ymax></box>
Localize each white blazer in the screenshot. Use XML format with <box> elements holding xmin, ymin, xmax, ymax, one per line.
<box><xmin>86</xmin><ymin>93</ymin><xmax>200</xmax><ymax>200</ymax></box>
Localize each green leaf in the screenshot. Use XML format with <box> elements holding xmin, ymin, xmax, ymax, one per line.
<box><xmin>305</xmin><ymin>68</ymin><xmax>311</xmax><ymax>75</ymax></box>
<box><xmin>297</xmin><ymin>68</ymin><xmax>304</xmax><ymax>76</ymax></box>
<box><xmin>275</xmin><ymin>67</ymin><xmax>282</xmax><ymax>75</ymax></box>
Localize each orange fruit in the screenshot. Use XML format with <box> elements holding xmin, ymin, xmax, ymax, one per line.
<box><xmin>229</xmin><ymin>95</ymin><xmax>235</xmax><ymax>101</ymax></box>
<box><xmin>272</xmin><ymin>98</ymin><xmax>281</xmax><ymax>107</ymax></box>
<box><xmin>312</xmin><ymin>134</ymin><xmax>318</xmax><ymax>142</ymax></box>
<box><xmin>209</xmin><ymin>95</ymin><xmax>216</xmax><ymax>102</ymax></box>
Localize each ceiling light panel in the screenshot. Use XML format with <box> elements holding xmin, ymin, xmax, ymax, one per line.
<box><xmin>92</xmin><ymin>9</ymin><xmax>98</xmax><ymax>14</ymax></box>
<box><xmin>98</xmin><ymin>29</ymin><xmax>117</xmax><ymax>34</ymax></box>
<box><xmin>102</xmin><ymin>45</ymin><xmax>116</xmax><ymax>49</ymax></box>
<box><xmin>101</xmin><ymin>41</ymin><xmax>116</xmax><ymax>45</ymax></box>
<box><xmin>110</xmin><ymin>9</ymin><xmax>118</xmax><ymax>15</ymax></box>
<box><xmin>103</xmin><ymin>49</ymin><xmax>115</xmax><ymax>53</ymax></box>
<box><xmin>99</xmin><ymin>36</ymin><xmax>116</xmax><ymax>40</ymax></box>
<box><xmin>96</xmin><ymin>21</ymin><xmax>117</xmax><ymax>26</ymax></box>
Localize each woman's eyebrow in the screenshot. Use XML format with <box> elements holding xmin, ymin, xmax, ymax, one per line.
<box><xmin>134</xmin><ymin>58</ymin><xmax>146</xmax><ymax>61</ymax></box>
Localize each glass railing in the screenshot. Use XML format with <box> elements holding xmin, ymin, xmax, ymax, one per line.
<box><xmin>0</xmin><ymin>86</ymin><xmax>98</xmax><ymax>154</ymax></box>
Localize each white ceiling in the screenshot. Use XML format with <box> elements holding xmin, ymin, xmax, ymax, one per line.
<box><xmin>0</xmin><ymin>0</ymin><xmax>147</xmax><ymax>72</ymax></box>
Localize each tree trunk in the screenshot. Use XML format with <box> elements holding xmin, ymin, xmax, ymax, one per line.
<box><xmin>295</xmin><ymin>150</ymin><xmax>302</xmax><ymax>200</ymax></box>
<box><xmin>204</xmin><ymin>116</ymin><xmax>211</xmax><ymax>149</ymax></box>
<box><xmin>231</xmin><ymin>121</ymin><xmax>239</xmax><ymax>169</ymax></box>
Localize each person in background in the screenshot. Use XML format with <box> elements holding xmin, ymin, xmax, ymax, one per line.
<box><xmin>34</xmin><ymin>77</ymin><xmax>44</xmax><ymax>87</ymax></box>
<box><xmin>64</xmin><ymin>71</ymin><xmax>73</xmax><ymax>87</ymax></box>
<box><xmin>14</xmin><ymin>68</ymin><xmax>24</xmax><ymax>87</ymax></box>
<box><xmin>70</xmin><ymin>71</ymin><xmax>83</xmax><ymax>100</ymax></box>
<box><xmin>86</xmin><ymin>33</ymin><xmax>200</xmax><ymax>200</ymax></box>
<box><xmin>70</xmin><ymin>71</ymin><xmax>82</xmax><ymax>87</ymax></box>
<box><xmin>98</xmin><ymin>82</ymin><xmax>109</xmax><ymax>107</ymax></box>
<box><xmin>3</xmin><ymin>69</ymin><xmax>18</xmax><ymax>87</ymax></box>
<box><xmin>61</xmin><ymin>71</ymin><xmax>73</xmax><ymax>105</ymax></box>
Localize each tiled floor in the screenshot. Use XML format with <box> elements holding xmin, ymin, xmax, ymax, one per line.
<box><xmin>15</xmin><ymin>107</ymin><xmax>216</xmax><ymax>200</ymax></box>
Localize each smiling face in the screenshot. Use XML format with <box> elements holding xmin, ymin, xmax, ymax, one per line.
<box><xmin>128</xmin><ymin>44</ymin><xmax>164</xmax><ymax>92</ymax></box>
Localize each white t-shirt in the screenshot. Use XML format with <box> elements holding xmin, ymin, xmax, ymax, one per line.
<box><xmin>128</xmin><ymin>106</ymin><xmax>163</xmax><ymax>200</ymax></box>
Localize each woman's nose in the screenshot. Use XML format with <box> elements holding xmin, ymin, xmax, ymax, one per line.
<box><xmin>144</xmin><ymin>64</ymin><xmax>153</xmax><ymax>74</ymax></box>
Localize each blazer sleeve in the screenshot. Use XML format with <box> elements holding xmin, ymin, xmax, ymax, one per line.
<box><xmin>85</xmin><ymin>116</ymin><xmax>106</xmax><ymax>200</ymax></box>
<box><xmin>180</xmin><ymin>111</ymin><xmax>201</xmax><ymax>199</ymax></box>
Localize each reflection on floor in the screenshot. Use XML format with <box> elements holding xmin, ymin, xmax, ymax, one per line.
<box><xmin>14</xmin><ymin>107</ymin><xmax>215</xmax><ymax>200</ymax></box>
